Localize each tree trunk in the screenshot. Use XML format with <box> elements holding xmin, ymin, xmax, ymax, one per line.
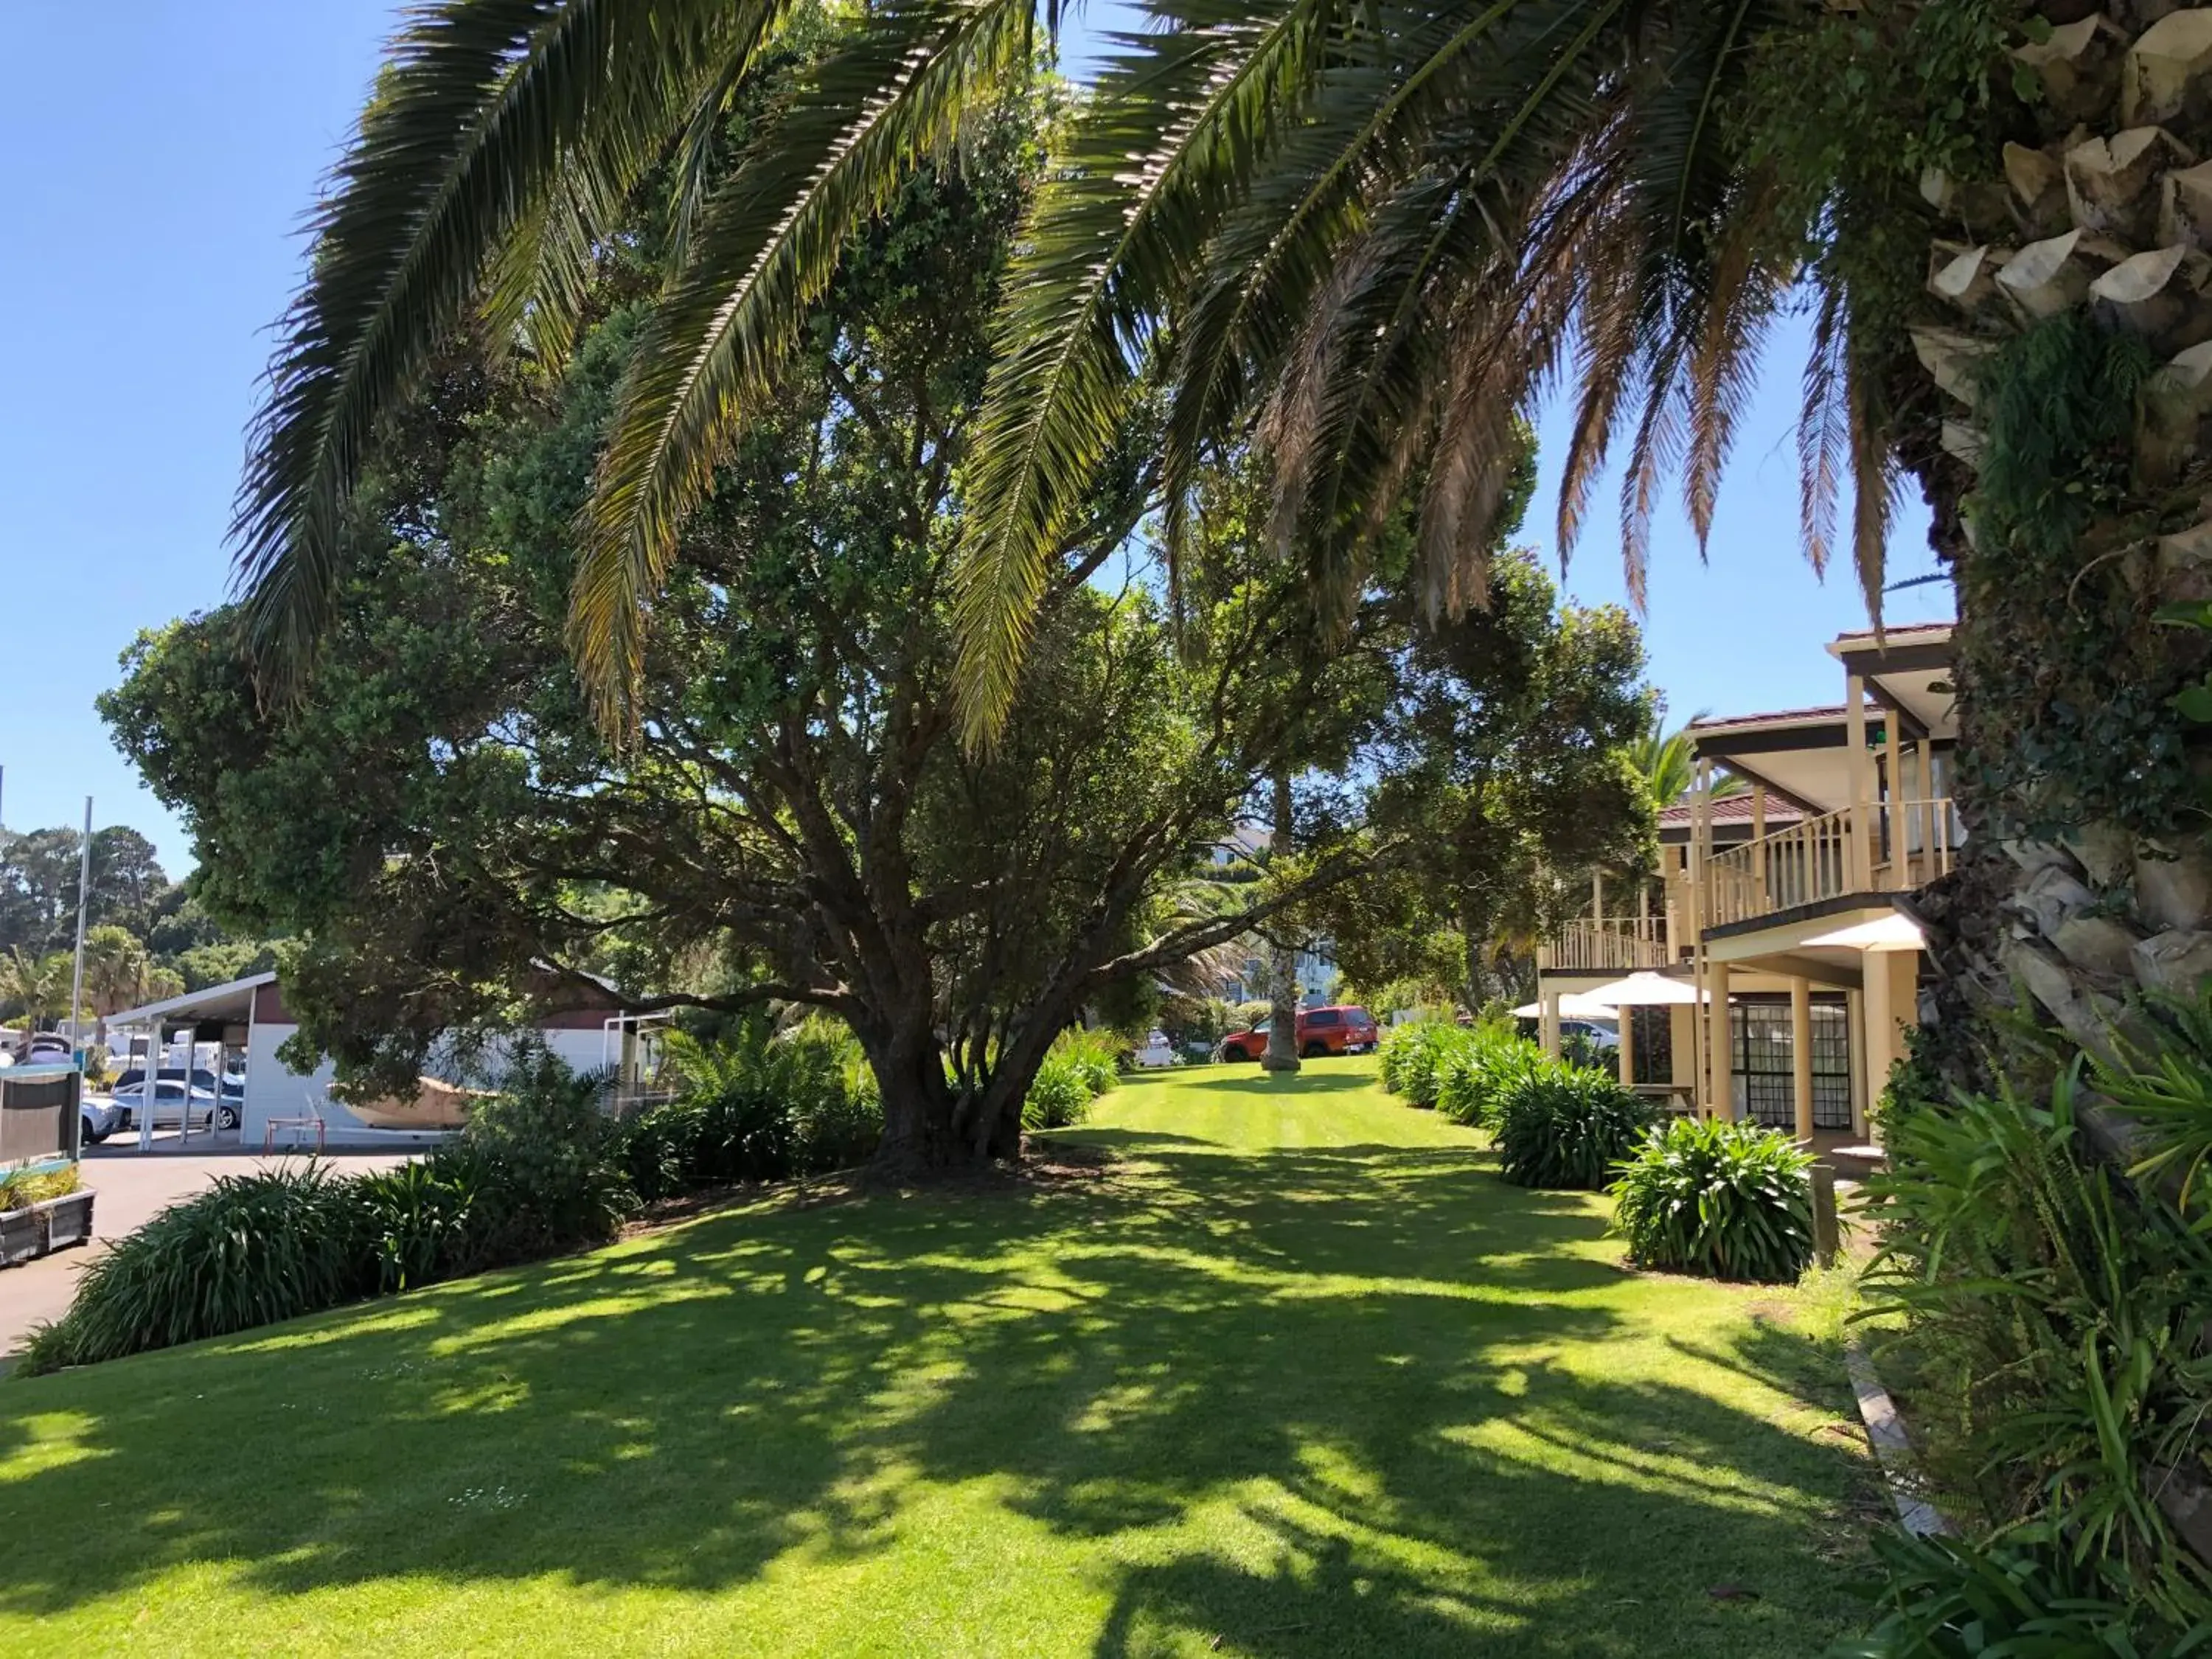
<box><xmin>866</xmin><ymin>1026</ymin><xmax>970</xmax><ymax>1178</ymax></box>
<box><xmin>1904</xmin><ymin>7</ymin><xmax>2212</xmax><ymax>1093</ymax></box>
<box><xmin>1261</xmin><ymin>768</ymin><xmax>1302</xmax><ymax>1074</ymax></box>
<box><xmin>1894</xmin><ymin>5</ymin><xmax>2212</xmax><ymax>1579</ymax></box>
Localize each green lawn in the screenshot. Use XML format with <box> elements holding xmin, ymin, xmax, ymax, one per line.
<box><xmin>0</xmin><ymin>1057</ymin><xmax>1875</xmax><ymax>1656</ymax></box>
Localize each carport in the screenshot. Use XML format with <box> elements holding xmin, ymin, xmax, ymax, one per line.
<box><xmin>101</xmin><ymin>973</ymin><xmax>269</xmax><ymax>1152</ymax></box>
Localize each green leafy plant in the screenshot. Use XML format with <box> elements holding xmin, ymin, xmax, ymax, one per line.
<box><xmin>1021</xmin><ymin>1056</ymin><xmax>1093</xmax><ymax>1131</ymax></box>
<box><xmin>1832</xmin><ymin>1528</ymin><xmax>2210</xmax><ymax>1658</ymax></box>
<box><xmin>1495</xmin><ymin>1065</ymin><xmax>1660</xmax><ymax>1191</ymax></box>
<box><xmin>1050</xmin><ymin>1027</ymin><xmax>1122</xmax><ymax>1096</ymax></box>
<box><xmin>1609</xmin><ymin>1117</ymin><xmax>1816</xmax><ymax>1284</ymax></box>
<box><xmin>354</xmin><ymin>1158</ymin><xmax>486</xmax><ymax>1292</ymax></box>
<box><xmin>18</xmin><ymin>1166</ymin><xmax>374</xmax><ymax>1374</ymax></box>
<box><xmin>1864</xmin><ymin>1070</ymin><xmax>2212</xmax><ymax>1624</ymax></box>
<box><xmin>456</xmin><ymin>1039</ymin><xmax>635</xmax><ymax>1258</ymax></box>
<box><xmin>2089</xmin><ymin>987</ymin><xmax>2212</xmax><ymax>1224</ymax></box>
<box><xmin>0</xmin><ymin>1164</ymin><xmax>82</xmax><ymax>1211</ymax></box>
<box><xmin>1378</xmin><ymin>1020</ymin><xmax>1475</xmax><ymax>1107</ymax></box>
<box><xmin>624</xmin><ymin>1021</ymin><xmax>886</xmax><ymax>1200</ymax></box>
<box><xmin>1435</xmin><ymin>1031</ymin><xmax>1545</xmax><ymax>1128</ymax></box>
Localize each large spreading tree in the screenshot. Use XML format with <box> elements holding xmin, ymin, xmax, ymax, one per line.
<box><xmin>107</xmin><ymin>83</ymin><xmax>1392</xmax><ymax>1173</ymax></box>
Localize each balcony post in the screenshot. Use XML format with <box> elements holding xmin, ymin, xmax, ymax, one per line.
<box><xmin>1863</xmin><ymin>947</ymin><xmax>1918</xmax><ymax>1131</ymax></box>
<box><xmin>1790</xmin><ymin>975</ymin><xmax>1815</xmax><ymax>1144</ymax></box>
<box><xmin>1750</xmin><ymin>784</ymin><xmax>1767</xmax><ymax>910</ymax></box>
<box><xmin>1706</xmin><ymin>959</ymin><xmax>1732</xmax><ymax>1119</ymax></box>
<box><xmin>1883</xmin><ymin>707</ymin><xmax>1904</xmax><ymax>889</ymax></box>
<box><xmin>1845</xmin><ymin>675</ymin><xmax>1874</xmax><ymax>889</ymax></box>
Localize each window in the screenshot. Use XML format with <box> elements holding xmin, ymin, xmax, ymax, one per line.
<box><xmin>1630</xmin><ymin>1006</ymin><xmax>1672</xmax><ymax>1088</ymax></box>
<box><xmin>1730</xmin><ymin>996</ymin><xmax>1852</xmax><ymax>1131</ymax></box>
<box><xmin>1304</xmin><ymin>1009</ymin><xmax>1340</xmax><ymax>1027</ymax></box>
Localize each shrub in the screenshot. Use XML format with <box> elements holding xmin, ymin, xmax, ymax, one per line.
<box><xmin>1608</xmin><ymin>1116</ymin><xmax>1815</xmax><ymax>1283</ymax></box>
<box><xmin>1021</xmin><ymin>1056</ymin><xmax>1093</xmax><ymax>1130</ymax></box>
<box><xmin>1379</xmin><ymin>1019</ymin><xmax>1475</xmax><ymax>1106</ymax></box>
<box><xmin>1495</xmin><ymin>1064</ymin><xmax>1660</xmax><ymax>1189</ymax></box>
<box><xmin>1863</xmin><ymin>1068</ymin><xmax>2212</xmax><ymax>1624</ymax></box>
<box><xmin>19</xmin><ymin>1166</ymin><xmax>375</xmax><ymax>1374</ymax></box>
<box><xmin>456</xmin><ymin>1040</ymin><xmax>634</xmax><ymax>1257</ymax></box>
<box><xmin>355</xmin><ymin>1157</ymin><xmax>490</xmax><ymax>1290</ymax></box>
<box><xmin>1051</xmin><ymin>1027</ymin><xmax>1121</xmax><ymax>1095</ymax></box>
<box><xmin>1436</xmin><ymin>1032</ymin><xmax>1545</xmax><ymax>1127</ymax></box>
<box><xmin>623</xmin><ymin>1022</ymin><xmax>885</xmax><ymax>1199</ymax></box>
<box><xmin>1840</xmin><ymin>1528</ymin><xmax>2199</xmax><ymax>1658</ymax></box>
<box><xmin>1232</xmin><ymin>999</ymin><xmax>1272</xmax><ymax>1031</ymax></box>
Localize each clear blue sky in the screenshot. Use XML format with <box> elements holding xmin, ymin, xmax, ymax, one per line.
<box><xmin>0</xmin><ymin>1</ymin><xmax>1948</xmax><ymax>877</ymax></box>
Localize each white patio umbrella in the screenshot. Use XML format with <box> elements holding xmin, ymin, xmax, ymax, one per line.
<box><xmin>1801</xmin><ymin>914</ymin><xmax>1924</xmax><ymax>952</ymax></box>
<box><xmin>1509</xmin><ymin>992</ymin><xmax>1619</xmax><ymax>1019</ymax></box>
<box><xmin>1580</xmin><ymin>970</ymin><xmax>1712</xmax><ymax>1006</ymax></box>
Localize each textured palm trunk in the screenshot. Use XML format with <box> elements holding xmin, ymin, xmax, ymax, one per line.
<box><xmin>1899</xmin><ymin>1</ymin><xmax>2212</xmax><ymax>1567</ymax></box>
<box><xmin>1262</xmin><ymin>768</ymin><xmax>1302</xmax><ymax>1074</ymax></box>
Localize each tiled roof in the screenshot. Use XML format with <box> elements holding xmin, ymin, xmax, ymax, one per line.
<box><xmin>1830</xmin><ymin>620</ymin><xmax>1952</xmax><ymax>644</ymax></box>
<box><xmin>1658</xmin><ymin>794</ymin><xmax>1806</xmax><ymax>828</ymax></box>
<box><xmin>1687</xmin><ymin>703</ymin><xmax>1851</xmax><ymax>733</ymax></box>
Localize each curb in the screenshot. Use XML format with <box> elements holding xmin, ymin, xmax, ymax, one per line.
<box><xmin>1845</xmin><ymin>1340</ymin><xmax>1951</xmax><ymax>1537</ymax></box>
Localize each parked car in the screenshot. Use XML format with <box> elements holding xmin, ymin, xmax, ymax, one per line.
<box><xmin>113</xmin><ymin>1067</ymin><xmax>243</xmax><ymax>1129</ymax></box>
<box><xmin>1512</xmin><ymin>1017</ymin><xmax>1621</xmax><ymax>1054</ymax></box>
<box><xmin>1130</xmin><ymin>1030</ymin><xmax>1179</xmax><ymax>1068</ymax></box>
<box><xmin>108</xmin><ymin>1078</ymin><xmax>225</xmax><ymax>1132</ymax></box>
<box><xmin>1216</xmin><ymin>1005</ymin><xmax>1381</xmax><ymax>1061</ymax></box>
<box><xmin>80</xmin><ymin>1093</ymin><xmax>127</xmax><ymax>1146</ymax></box>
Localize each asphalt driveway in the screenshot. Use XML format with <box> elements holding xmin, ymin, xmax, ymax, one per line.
<box><xmin>1</xmin><ymin>1144</ymin><xmax>414</xmax><ymax>1360</ymax></box>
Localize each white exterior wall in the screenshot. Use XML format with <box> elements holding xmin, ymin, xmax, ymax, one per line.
<box><xmin>240</xmin><ymin>1020</ymin><xmax>619</xmax><ymax>1147</ymax></box>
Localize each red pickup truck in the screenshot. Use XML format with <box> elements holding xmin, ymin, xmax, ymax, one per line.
<box><xmin>1217</xmin><ymin>1005</ymin><xmax>1381</xmax><ymax>1061</ymax></box>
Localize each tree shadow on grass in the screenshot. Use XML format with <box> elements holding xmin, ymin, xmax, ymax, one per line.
<box><xmin>0</xmin><ymin>1141</ymin><xmax>1874</xmax><ymax>1655</ymax></box>
<box><xmin>1174</xmin><ymin>1070</ymin><xmax>1382</xmax><ymax>1094</ymax></box>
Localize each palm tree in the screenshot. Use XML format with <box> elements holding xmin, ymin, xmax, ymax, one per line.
<box><xmin>0</xmin><ymin>945</ymin><xmax>72</xmax><ymax>1043</ymax></box>
<box><xmin>1628</xmin><ymin>710</ymin><xmax>1746</xmax><ymax>818</ymax></box>
<box><xmin>80</xmin><ymin>925</ymin><xmax>152</xmax><ymax>1046</ymax></box>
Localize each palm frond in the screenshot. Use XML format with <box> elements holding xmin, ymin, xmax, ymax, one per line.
<box><xmin>1847</xmin><ymin>337</ymin><xmax>1899</xmax><ymax>630</ymax></box>
<box><xmin>571</xmin><ymin>0</ymin><xmax>1037</xmax><ymax>735</ymax></box>
<box><xmin>1799</xmin><ymin>280</ymin><xmax>1849</xmax><ymax>579</ymax></box>
<box><xmin>956</xmin><ymin>0</ymin><xmax>1350</xmax><ymax>751</ymax></box>
<box><xmin>232</xmin><ymin>0</ymin><xmax>764</xmax><ymax>690</ymax></box>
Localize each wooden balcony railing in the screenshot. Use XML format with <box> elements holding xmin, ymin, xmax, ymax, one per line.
<box><xmin>1538</xmin><ymin>916</ymin><xmax>1672</xmax><ymax>973</ymax></box>
<box><xmin>1705</xmin><ymin>798</ymin><xmax>1958</xmax><ymax>929</ymax></box>
<box><xmin>1706</xmin><ymin>808</ymin><xmax>1856</xmax><ymax>927</ymax></box>
<box><xmin>1877</xmin><ymin>797</ymin><xmax>1960</xmax><ymax>891</ymax></box>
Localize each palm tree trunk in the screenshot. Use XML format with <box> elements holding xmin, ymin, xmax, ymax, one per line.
<box><xmin>1896</xmin><ymin>7</ymin><xmax>2212</xmax><ymax>1571</ymax></box>
<box><xmin>1261</xmin><ymin>768</ymin><xmax>1302</xmax><ymax>1074</ymax></box>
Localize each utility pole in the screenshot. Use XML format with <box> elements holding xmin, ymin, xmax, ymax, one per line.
<box><xmin>69</xmin><ymin>796</ymin><xmax>91</xmax><ymax>1062</ymax></box>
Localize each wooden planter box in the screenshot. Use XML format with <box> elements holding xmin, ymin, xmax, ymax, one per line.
<box><xmin>36</xmin><ymin>1190</ymin><xmax>94</xmax><ymax>1251</ymax></box>
<box><xmin>0</xmin><ymin>1204</ymin><xmax>40</xmax><ymax>1267</ymax></box>
<box><xmin>0</xmin><ymin>1189</ymin><xmax>95</xmax><ymax>1265</ymax></box>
